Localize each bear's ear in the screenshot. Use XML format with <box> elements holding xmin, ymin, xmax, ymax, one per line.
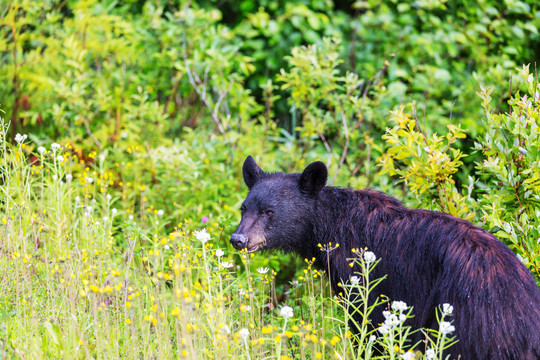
<box><xmin>298</xmin><ymin>161</ymin><xmax>327</xmax><ymax>196</ymax></box>
<box><xmin>243</xmin><ymin>156</ymin><xmax>263</xmax><ymax>190</ymax></box>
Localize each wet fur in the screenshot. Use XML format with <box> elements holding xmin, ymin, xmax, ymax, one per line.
<box><xmin>234</xmin><ymin>159</ymin><xmax>540</xmax><ymax>360</ymax></box>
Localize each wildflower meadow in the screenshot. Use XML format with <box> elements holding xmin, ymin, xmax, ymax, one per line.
<box><xmin>1</xmin><ymin>118</ymin><xmax>457</xmax><ymax>359</ymax></box>
<box><xmin>0</xmin><ymin>120</ymin><xmax>460</xmax><ymax>359</ymax></box>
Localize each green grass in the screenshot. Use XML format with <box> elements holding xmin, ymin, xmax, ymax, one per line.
<box><xmin>0</xmin><ymin>119</ymin><xmax>454</xmax><ymax>359</ymax></box>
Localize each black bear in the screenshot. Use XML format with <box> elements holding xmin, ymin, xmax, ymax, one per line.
<box><xmin>230</xmin><ymin>156</ymin><xmax>540</xmax><ymax>360</ymax></box>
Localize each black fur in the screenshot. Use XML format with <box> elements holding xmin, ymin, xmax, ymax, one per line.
<box><xmin>232</xmin><ymin>157</ymin><xmax>540</xmax><ymax>360</ymax></box>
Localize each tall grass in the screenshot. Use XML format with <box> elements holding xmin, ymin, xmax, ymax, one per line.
<box><xmin>0</xmin><ymin>117</ymin><xmax>454</xmax><ymax>359</ymax></box>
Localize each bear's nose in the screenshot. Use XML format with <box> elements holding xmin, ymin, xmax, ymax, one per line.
<box><xmin>230</xmin><ymin>233</ymin><xmax>248</xmax><ymax>250</ymax></box>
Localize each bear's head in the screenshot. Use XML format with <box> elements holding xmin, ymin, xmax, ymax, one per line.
<box><xmin>230</xmin><ymin>156</ymin><xmax>328</xmax><ymax>253</ymax></box>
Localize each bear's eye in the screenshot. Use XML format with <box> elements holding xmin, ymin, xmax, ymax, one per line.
<box><xmin>240</xmin><ymin>204</ymin><xmax>246</xmax><ymax>212</ymax></box>
<box><xmin>265</xmin><ymin>209</ymin><xmax>274</xmax><ymax>217</ymax></box>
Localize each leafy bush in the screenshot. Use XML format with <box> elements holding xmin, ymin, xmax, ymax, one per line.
<box><xmin>381</xmin><ymin>65</ymin><xmax>540</xmax><ymax>280</ymax></box>
<box><xmin>1</xmin><ymin>1</ymin><xmax>261</xmax><ymax>150</ymax></box>
<box><xmin>276</xmin><ymin>37</ymin><xmax>396</xmax><ymax>194</ymax></box>
<box><xmin>379</xmin><ymin>105</ymin><xmax>475</xmax><ymax>220</ymax></box>
<box><xmin>192</xmin><ymin>0</ymin><xmax>540</xmax><ymax>142</ymax></box>
<box><xmin>474</xmin><ymin>64</ymin><xmax>540</xmax><ymax>279</ymax></box>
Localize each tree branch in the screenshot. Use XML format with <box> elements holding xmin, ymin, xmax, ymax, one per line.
<box><xmin>182</xmin><ymin>36</ymin><xmax>225</xmax><ymax>135</ymax></box>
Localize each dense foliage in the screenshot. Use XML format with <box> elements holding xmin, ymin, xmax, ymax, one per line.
<box><xmin>1</xmin><ymin>0</ymin><xmax>540</xmax><ymax>358</ymax></box>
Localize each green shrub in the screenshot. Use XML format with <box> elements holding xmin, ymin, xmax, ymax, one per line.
<box><xmin>474</xmin><ymin>64</ymin><xmax>540</xmax><ymax>279</ymax></box>
<box><xmin>1</xmin><ymin>1</ymin><xmax>261</xmax><ymax>151</ymax></box>
<box><xmin>381</xmin><ymin>65</ymin><xmax>540</xmax><ymax>281</ymax></box>
<box><xmin>276</xmin><ymin>37</ymin><xmax>395</xmax><ymax>193</ymax></box>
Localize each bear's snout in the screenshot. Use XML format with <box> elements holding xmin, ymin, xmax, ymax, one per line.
<box><xmin>230</xmin><ymin>233</ymin><xmax>248</xmax><ymax>250</ymax></box>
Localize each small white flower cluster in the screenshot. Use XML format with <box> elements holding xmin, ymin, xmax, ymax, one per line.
<box><xmin>36</xmin><ymin>143</ymin><xmax>62</xmax><ymax>156</ymax></box>
<box><xmin>392</xmin><ymin>300</ymin><xmax>408</xmax><ymax>312</ymax></box>
<box><xmin>280</xmin><ymin>305</ymin><xmax>294</xmax><ymax>319</ymax></box>
<box><xmin>401</xmin><ymin>351</ymin><xmax>415</xmax><ymax>360</ymax></box>
<box><xmin>215</xmin><ymin>249</ymin><xmax>225</xmax><ymax>258</ymax></box>
<box><xmin>363</xmin><ymin>251</ymin><xmax>377</xmax><ymax>264</ymax></box>
<box><xmin>350</xmin><ymin>275</ymin><xmax>360</xmax><ymax>285</ymax></box>
<box><xmin>438</xmin><ymin>303</ymin><xmax>455</xmax><ymax>335</ymax></box>
<box><xmin>15</xmin><ymin>133</ymin><xmax>27</xmax><ymax>144</ymax></box>
<box><xmin>442</xmin><ymin>303</ymin><xmax>453</xmax><ymax>316</ymax></box>
<box><xmin>194</xmin><ymin>228</ymin><xmax>211</xmax><ymax>244</ymax></box>
<box><xmin>425</xmin><ymin>348</ymin><xmax>436</xmax><ymax>360</ymax></box>
<box><xmin>378</xmin><ymin>301</ymin><xmax>408</xmax><ymax>335</ymax></box>
<box><xmin>239</xmin><ymin>328</ymin><xmax>249</xmax><ymax>340</ymax></box>
<box><xmin>220</xmin><ymin>324</ymin><xmax>230</xmax><ymax>335</ymax></box>
<box><xmin>84</xmin><ymin>206</ymin><xmax>93</xmax><ymax>217</ymax></box>
<box><xmin>439</xmin><ymin>321</ymin><xmax>455</xmax><ymax>335</ymax></box>
<box><xmin>257</xmin><ymin>267</ymin><xmax>269</xmax><ymax>274</ymax></box>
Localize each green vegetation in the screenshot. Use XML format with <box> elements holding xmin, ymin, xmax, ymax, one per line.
<box><xmin>1</xmin><ymin>0</ymin><xmax>539</xmax><ymax>358</ymax></box>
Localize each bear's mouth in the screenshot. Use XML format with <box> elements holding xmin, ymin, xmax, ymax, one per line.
<box><xmin>246</xmin><ymin>239</ymin><xmax>267</xmax><ymax>252</ymax></box>
<box><xmin>243</xmin><ymin>234</ymin><xmax>267</xmax><ymax>252</ymax></box>
<box><xmin>246</xmin><ymin>243</ymin><xmax>262</xmax><ymax>252</ymax></box>
<box><xmin>245</xmin><ymin>245</ymin><xmax>260</xmax><ymax>252</ymax></box>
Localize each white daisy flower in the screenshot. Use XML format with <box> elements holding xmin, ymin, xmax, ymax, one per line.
<box><xmin>221</xmin><ymin>261</ymin><xmax>234</xmax><ymax>269</ymax></box>
<box><xmin>257</xmin><ymin>267</ymin><xmax>269</xmax><ymax>274</ymax></box>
